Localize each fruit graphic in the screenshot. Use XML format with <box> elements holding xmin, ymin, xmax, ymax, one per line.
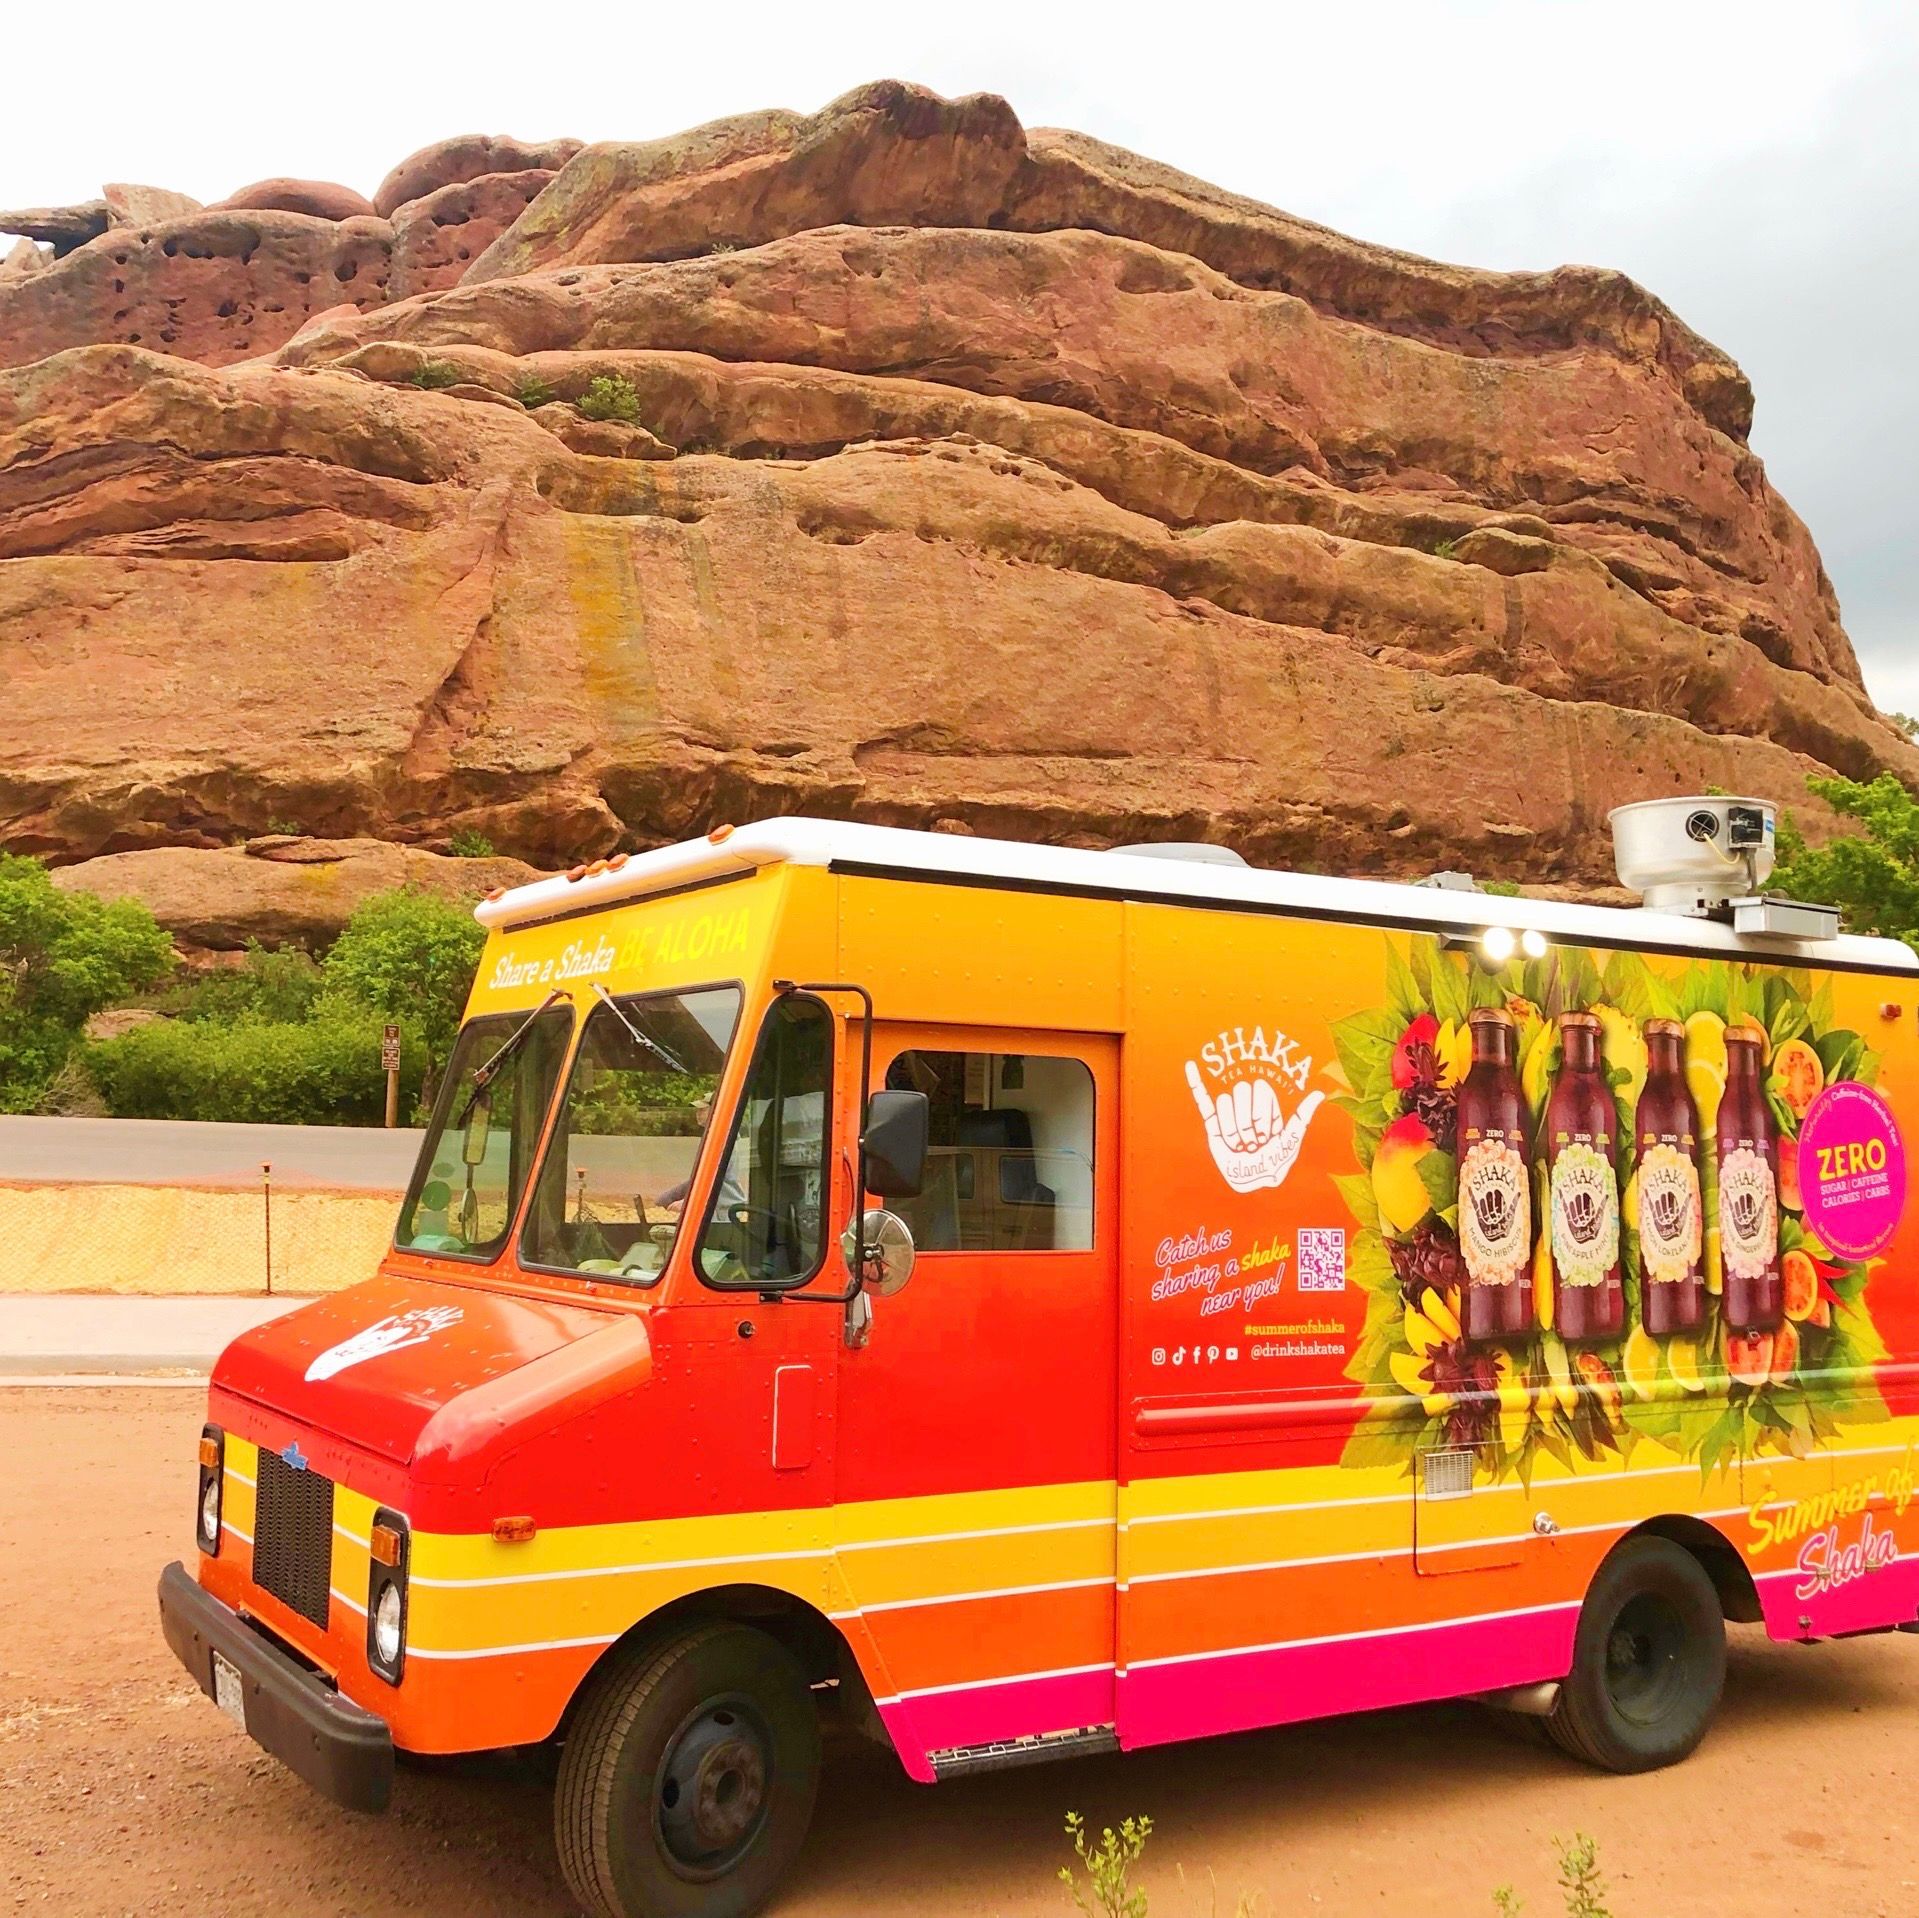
<box><xmin>1781</xmin><ymin>1249</ymin><xmax>1821</xmax><ymax>1323</ymax></box>
<box><xmin>1373</xmin><ymin>1114</ymin><xmax>1437</xmax><ymax>1234</ymax></box>
<box><xmin>1520</xmin><ymin>1017</ymin><xmax>1560</xmax><ymax>1120</ymax></box>
<box><xmin>1575</xmin><ymin>1351</ymin><xmax>1626</xmax><ymax>1430</ymax></box>
<box><xmin>1729</xmin><ymin>1015</ymin><xmax>1772</xmax><ymax>1064</ymax></box>
<box><xmin>1703</xmin><ymin>1223</ymin><xmax>1724</xmax><ymax>1294</ymax></box>
<box><xmin>1623</xmin><ymin>1324</ymin><xmax>1661</xmax><ymax>1401</ymax></box>
<box><xmin>1770</xmin><ymin>1318</ymin><xmax>1801</xmax><ymax>1383</ymax></box>
<box><xmin>1391</xmin><ymin>1014</ymin><xmax>1442</xmax><ymax>1090</ymax></box>
<box><xmin>1591</xmin><ymin>1003</ymin><xmax>1650</xmax><ymax>1107</ymax></box>
<box><xmin>1532</xmin><ymin>1199</ymin><xmax>1554</xmax><ymax>1331</ymax></box>
<box><xmin>1685</xmin><ymin>1011</ymin><xmax>1728</xmax><ymax>1133</ymax></box>
<box><xmin>1505</xmin><ymin>995</ymin><xmax>1544</xmax><ymax>1058</ymax></box>
<box><xmin>1667</xmin><ymin>1335</ymin><xmax>1707</xmax><ymax>1394</ymax></box>
<box><xmin>1435</xmin><ymin>1018</ymin><xmax>1473</xmax><ymax>1088</ymax></box>
<box><xmin>1770</xmin><ymin>1037</ymin><xmax>1825</xmax><ymax>1120</ymax></box>
<box><xmin>1726</xmin><ymin>1328</ymin><xmax>1774</xmax><ymax>1388</ymax></box>
<box><xmin>1542</xmin><ymin>1335</ymin><xmax>1579</xmax><ymax>1415</ymax></box>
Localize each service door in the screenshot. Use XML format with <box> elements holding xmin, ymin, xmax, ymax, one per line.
<box><xmin>832</xmin><ymin>1023</ymin><xmax>1120</xmax><ymax>1774</ymax></box>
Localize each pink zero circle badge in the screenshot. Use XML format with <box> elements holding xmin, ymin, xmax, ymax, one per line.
<box><xmin>1797</xmin><ymin>1081</ymin><xmax>1907</xmax><ymax>1261</ymax></box>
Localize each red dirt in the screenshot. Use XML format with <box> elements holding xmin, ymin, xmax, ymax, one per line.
<box><xmin>4</xmin><ymin>1388</ymin><xmax>1919</xmax><ymax>1916</ymax></box>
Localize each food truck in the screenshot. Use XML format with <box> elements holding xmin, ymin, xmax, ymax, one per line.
<box><xmin>160</xmin><ymin>802</ymin><xmax>1919</xmax><ymax>1918</ymax></box>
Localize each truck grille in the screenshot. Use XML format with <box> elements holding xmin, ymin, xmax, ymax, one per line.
<box><xmin>252</xmin><ymin>1448</ymin><xmax>335</xmax><ymax>1630</ymax></box>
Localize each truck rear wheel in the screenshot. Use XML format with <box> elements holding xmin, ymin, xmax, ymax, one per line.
<box><xmin>555</xmin><ymin>1621</ymin><xmax>821</xmax><ymax>1918</ymax></box>
<box><xmin>1546</xmin><ymin>1535</ymin><xmax>1725</xmax><ymax>1772</ymax></box>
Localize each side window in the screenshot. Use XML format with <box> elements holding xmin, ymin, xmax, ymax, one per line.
<box><xmin>695</xmin><ymin>996</ymin><xmax>833</xmax><ymax>1289</ymax></box>
<box><xmin>883</xmin><ymin>1050</ymin><xmax>1095</xmax><ymax>1252</ymax></box>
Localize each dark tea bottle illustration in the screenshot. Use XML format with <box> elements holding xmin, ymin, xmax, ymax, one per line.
<box><xmin>1457</xmin><ymin>1006</ymin><xmax>1534</xmax><ymax>1343</ymax></box>
<box><xmin>1548</xmin><ymin>1011</ymin><xmax>1624</xmax><ymax>1342</ymax></box>
<box><xmin>1635</xmin><ymin>1018</ymin><xmax>1705</xmax><ymax>1335</ymax></box>
<box><xmin>1719</xmin><ymin>1026</ymin><xmax>1783</xmax><ymax>1332</ymax></box>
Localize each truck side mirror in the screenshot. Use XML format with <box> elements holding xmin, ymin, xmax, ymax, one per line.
<box><xmin>862</xmin><ymin>1090</ymin><xmax>929</xmax><ymax>1198</ymax></box>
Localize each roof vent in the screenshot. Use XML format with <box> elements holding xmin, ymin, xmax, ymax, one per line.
<box><xmin>1608</xmin><ymin>796</ymin><xmax>1833</xmax><ymax>938</ymax></box>
<box><xmin>1114</xmin><ymin>842</ymin><xmax>1249</xmax><ymax>867</ymax></box>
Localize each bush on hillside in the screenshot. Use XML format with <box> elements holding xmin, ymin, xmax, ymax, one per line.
<box><xmin>87</xmin><ymin>1007</ymin><xmax>427</xmax><ymax>1125</ymax></box>
<box><xmin>0</xmin><ymin>854</ymin><xmax>173</xmax><ymax>1112</ymax></box>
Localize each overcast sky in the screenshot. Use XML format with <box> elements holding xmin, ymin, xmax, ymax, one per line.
<box><xmin>4</xmin><ymin>0</ymin><xmax>1913</xmax><ymax>713</ymax></box>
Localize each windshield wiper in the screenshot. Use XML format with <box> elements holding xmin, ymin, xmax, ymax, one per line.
<box><xmin>455</xmin><ymin>988</ymin><xmax>566</xmax><ymax>1126</ymax></box>
<box><xmin>590</xmin><ymin>982</ymin><xmax>690</xmax><ymax>1074</ymax></box>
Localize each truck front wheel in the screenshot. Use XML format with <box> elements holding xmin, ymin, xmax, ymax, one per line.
<box><xmin>555</xmin><ymin>1621</ymin><xmax>822</xmax><ymax>1918</ymax></box>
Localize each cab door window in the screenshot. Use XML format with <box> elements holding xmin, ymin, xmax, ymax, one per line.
<box><xmin>883</xmin><ymin>1050</ymin><xmax>1095</xmax><ymax>1252</ymax></box>
<box><xmin>695</xmin><ymin>995</ymin><xmax>833</xmax><ymax>1289</ymax></box>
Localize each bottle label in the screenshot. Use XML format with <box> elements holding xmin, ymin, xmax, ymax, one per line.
<box><xmin>1637</xmin><ymin>1139</ymin><xmax>1702</xmax><ymax>1284</ymax></box>
<box><xmin>1460</xmin><ymin>1135</ymin><xmax>1529</xmax><ymax>1285</ymax></box>
<box><xmin>1720</xmin><ymin>1142</ymin><xmax>1778</xmax><ymax>1281</ymax></box>
<box><xmin>1551</xmin><ymin>1138</ymin><xmax>1619</xmax><ymax>1287</ymax></box>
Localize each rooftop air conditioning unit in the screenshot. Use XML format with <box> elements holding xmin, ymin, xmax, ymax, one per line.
<box><xmin>1608</xmin><ymin>796</ymin><xmax>1838</xmax><ymax>940</ymax></box>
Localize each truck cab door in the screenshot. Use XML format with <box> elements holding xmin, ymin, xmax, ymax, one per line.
<box><xmin>830</xmin><ymin>1024</ymin><xmax>1120</xmax><ymax>1776</ymax></box>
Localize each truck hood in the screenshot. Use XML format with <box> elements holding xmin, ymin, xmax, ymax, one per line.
<box><xmin>212</xmin><ymin>1270</ymin><xmax>620</xmax><ymax>1465</ymax></box>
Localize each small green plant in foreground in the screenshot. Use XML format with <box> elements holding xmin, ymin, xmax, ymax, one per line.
<box><xmin>1060</xmin><ymin>1812</ymin><xmax>1151</xmax><ymax>1918</ymax></box>
<box><xmin>514</xmin><ymin>374</ymin><xmax>555</xmax><ymax>409</ymax></box>
<box><xmin>409</xmin><ymin>360</ymin><xmax>462</xmax><ymax>390</ymax></box>
<box><xmin>576</xmin><ymin>372</ymin><xmax>642</xmax><ymax>423</ymax></box>
<box><xmin>447</xmin><ymin>827</ymin><xmax>496</xmax><ymax>859</ymax></box>
<box><xmin>1554</xmin><ymin>1834</ymin><xmax>1610</xmax><ymax>1918</ymax></box>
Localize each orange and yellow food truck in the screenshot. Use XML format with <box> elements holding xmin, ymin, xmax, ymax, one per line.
<box><xmin>161</xmin><ymin>804</ymin><xmax>1919</xmax><ymax>1917</ymax></box>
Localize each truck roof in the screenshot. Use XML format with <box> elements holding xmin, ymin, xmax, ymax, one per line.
<box><xmin>476</xmin><ymin>817</ymin><xmax>1919</xmax><ymax>976</ymax></box>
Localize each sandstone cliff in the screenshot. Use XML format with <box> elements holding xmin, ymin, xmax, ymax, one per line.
<box><xmin>0</xmin><ymin>81</ymin><xmax>1905</xmax><ymax>944</ymax></box>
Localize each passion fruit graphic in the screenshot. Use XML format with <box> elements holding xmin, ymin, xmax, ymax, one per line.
<box><xmin>1781</xmin><ymin>1248</ymin><xmax>1821</xmax><ymax>1322</ymax></box>
<box><xmin>1770</xmin><ymin>1037</ymin><xmax>1825</xmax><ymax>1120</ymax></box>
<box><xmin>1726</xmin><ymin>1328</ymin><xmax>1775</xmax><ymax>1389</ymax></box>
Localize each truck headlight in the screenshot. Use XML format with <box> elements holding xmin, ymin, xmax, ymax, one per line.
<box><xmin>365</xmin><ymin>1507</ymin><xmax>410</xmax><ymax>1684</ymax></box>
<box><xmin>373</xmin><ymin>1582</ymin><xmax>404</xmax><ymax>1668</ymax></box>
<box><xmin>195</xmin><ymin>1424</ymin><xmax>224</xmax><ymax>1555</ymax></box>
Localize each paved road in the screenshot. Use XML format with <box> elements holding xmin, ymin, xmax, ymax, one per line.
<box><xmin>0</xmin><ymin>1115</ymin><xmax>424</xmax><ymax>1191</ymax></box>
<box><xmin>7</xmin><ymin>1391</ymin><xmax>1919</xmax><ymax>1916</ymax></box>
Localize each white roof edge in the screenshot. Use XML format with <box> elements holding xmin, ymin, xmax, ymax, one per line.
<box><xmin>474</xmin><ymin>818</ymin><xmax>1919</xmax><ymax>974</ymax></box>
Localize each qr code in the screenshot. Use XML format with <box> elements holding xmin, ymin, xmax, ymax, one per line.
<box><xmin>1297</xmin><ymin>1227</ymin><xmax>1347</xmax><ymax>1292</ymax></box>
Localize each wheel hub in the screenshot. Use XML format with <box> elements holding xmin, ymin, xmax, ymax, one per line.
<box><xmin>1603</xmin><ymin>1592</ymin><xmax>1684</xmax><ymax>1726</ymax></box>
<box><xmin>657</xmin><ymin>1703</ymin><xmax>771</xmax><ymax>1874</ymax></box>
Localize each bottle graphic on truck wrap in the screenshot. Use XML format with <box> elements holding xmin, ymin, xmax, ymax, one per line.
<box><xmin>1548</xmin><ymin>1010</ymin><xmax>1624</xmax><ymax>1342</ymax></box>
<box><xmin>1719</xmin><ymin>1026</ymin><xmax>1783</xmax><ymax>1332</ymax></box>
<box><xmin>1457</xmin><ymin>1006</ymin><xmax>1534</xmax><ymax>1343</ymax></box>
<box><xmin>1635</xmin><ymin>1017</ymin><xmax>1706</xmax><ymax>1335</ymax></box>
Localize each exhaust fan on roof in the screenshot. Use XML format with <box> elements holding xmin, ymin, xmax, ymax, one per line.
<box><xmin>1608</xmin><ymin>796</ymin><xmax>1837</xmax><ymax>939</ymax></box>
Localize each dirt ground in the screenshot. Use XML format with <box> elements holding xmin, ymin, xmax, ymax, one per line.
<box><xmin>5</xmin><ymin>1390</ymin><xmax>1919</xmax><ymax>1918</ymax></box>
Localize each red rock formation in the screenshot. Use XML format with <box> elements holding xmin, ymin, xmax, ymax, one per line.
<box><xmin>373</xmin><ymin>134</ymin><xmax>583</xmax><ymax>219</ymax></box>
<box><xmin>214</xmin><ymin>178</ymin><xmax>378</xmax><ymax>221</ymax></box>
<box><xmin>0</xmin><ymin>81</ymin><xmax>1905</xmax><ymax>942</ymax></box>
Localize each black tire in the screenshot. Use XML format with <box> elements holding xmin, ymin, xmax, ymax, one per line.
<box><xmin>555</xmin><ymin>1622</ymin><xmax>821</xmax><ymax>1918</ymax></box>
<box><xmin>1546</xmin><ymin>1536</ymin><xmax>1725</xmax><ymax>1772</ymax></box>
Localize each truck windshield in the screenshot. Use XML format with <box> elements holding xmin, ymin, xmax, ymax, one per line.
<box><xmin>520</xmin><ymin>986</ymin><xmax>743</xmax><ymax>1283</ymax></box>
<box><xmin>395</xmin><ymin>1004</ymin><xmax>574</xmax><ymax>1260</ymax></box>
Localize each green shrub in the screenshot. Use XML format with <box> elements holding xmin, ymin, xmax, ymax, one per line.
<box><xmin>164</xmin><ymin>942</ymin><xmax>324</xmax><ymax>1026</ymax></box>
<box><xmin>320</xmin><ymin>886</ymin><xmax>488</xmax><ymax>1087</ymax></box>
<box><xmin>576</xmin><ymin>373</ymin><xmax>642</xmax><ymax>423</ymax></box>
<box><xmin>87</xmin><ymin>1008</ymin><xmax>423</xmax><ymax>1125</ymax></box>
<box><xmin>1770</xmin><ymin>771</ymin><xmax>1919</xmax><ymax>948</ymax></box>
<box><xmin>447</xmin><ymin>827</ymin><xmax>497</xmax><ymax>859</ymax></box>
<box><xmin>409</xmin><ymin>361</ymin><xmax>462</xmax><ymax>390</ymax></box>
<box><xmin>514</xmin><ymin>374</ymin><xmax>555</xmax><ymax>409</ymax></box>
<box><xmin>0</xmin><ymin>855</ymin><xmax>173</xmax><ymax>1113</ymax></box>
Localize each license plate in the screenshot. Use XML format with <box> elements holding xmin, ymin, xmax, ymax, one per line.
<box><xmin>212</xmin><ymin>1651</ymin><xmax>246</xmax><ymax>1729</ymax></box>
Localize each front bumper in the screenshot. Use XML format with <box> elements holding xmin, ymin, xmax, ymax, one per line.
<box><xmin>158</xmin><ymin>1561</ymin><xmax>394</xmax><ymax>1814</ymax></box>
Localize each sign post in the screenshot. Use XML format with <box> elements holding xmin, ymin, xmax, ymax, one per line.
<box><xmin>382</xmin><ymin>1022</ymin><xmax>402</xmax><ymax>1128</ymax></box>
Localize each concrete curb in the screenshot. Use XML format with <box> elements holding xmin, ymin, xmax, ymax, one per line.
<box><xmin>0</xmin><ymin>1295</ymin><xmax>305</xmax><ymax>1375</ymax></box>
